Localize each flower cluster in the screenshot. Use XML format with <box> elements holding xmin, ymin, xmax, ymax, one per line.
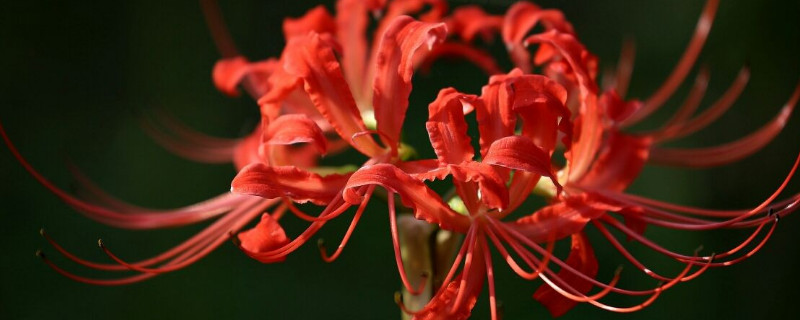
<box><xmin>2</xmin><ymin>0</ymin><xmax>799</xmax><ymax>318</ymax></box>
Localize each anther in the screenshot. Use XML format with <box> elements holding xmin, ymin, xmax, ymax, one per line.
<box><xmin>229</xmin><ymin>231</ymin><xmax>241</xmax><ymax>246</ymax></box>
<box><xmin>614</xmin><ymin>265</ymin><xmax>624</xmax><ymax>275</ymax></box>
<box><xmin>317</xmin><ymin>238</ymin><xmax>326</xmax><ymax>249</ymax></box>
<box><xmin>35</xmin><ymin>249</ymin><xmax>44</xmax><ymax>258</ymax></box>
<box><xmin>39</xmin><ymin>228</ymin><xmax>45</xmax><ymax>237</ymax></box>
<box><xmin>97</xmin><ymin>239</ymin><xmax>104</xmax><ymax>248</ymax></box>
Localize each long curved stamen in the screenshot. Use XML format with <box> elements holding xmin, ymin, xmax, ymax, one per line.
<box><xmin>538</xmin><ymin>258</ymin><xmax>678</xmax><ymax>313</ymax></box>
<box><xmin>494</xmin><ymin>219</ymin><xmax>674</xmax><ymax>296</ymax></box>
<box><xmin>651</xmin><ymin>82</ymin><xmax>799</xmax><ymax>167</ymax></box>
<box><xmin>592</xmin><ymin>220</ymin><xmax>712</xmax><ymax>282</ymax></box>
<box><xmin>596</xmin><ymin>188</ymin><xmax>800</xmax><ymax>219</ymax></box>
<box><xmin>610</xmin><ymin>38</ymin><xmax>636</xmax><ymax>98</ymax></box>
<box><xmin>36</xmin><ymin>251</ymin><xmax>156</xmax><ymax>285</ymax></box>
<box><xmin>649</xmin><ymin>67</ymin><xmax>709</xmax><ymax>140</ymax></box>
<box><xmin>430</xmin><ymin>225</ymin><xmax>476</xmax><ymax>300</ymax></box>
<box><xmin>601</xmin><ymin>214</ymin><xmax>777</xmax><ymax>266</ymax></box>
<box><xmin>484</xmin><ymin>222</ymin><xmax>551</xmax><ymax>280</ymax></box>
<box><xmin>479</xmin><ymin>236</ymin><xmax>499</xmax><ymax>320</ymax></box>
<box><xmin>318</xmin><ymin>186</ymin><xmax>375</xmax><ymax>262</ymax></box>
<box><xmin>77</xmin><ymin>198</ymin><xmax>272</xmax><ymax>274</ymax></box>
<box><xmin>448</xmin><ymin>227</ymin><xmax>480</xmax><ymax>315</ymax></box>
<box><xmin>655</xmin><ymin>66</ymin><xmax>749</xmax><ymax>142</ymax></box>
<box><xmin>199</xmin><ymin>0</ymin><xmax>239</xmax><ymax>58</ymax></box>
<box><xmin>236</xmin><ymin>194</ymin><xmax>354</xmax><ymax>261</ymax></box>
<box><xmin>39</xmin><ymin>197</ymin><xmax>268</xmax><ymax>272</ymax></box>
<box><xmin>1</xmin><ymin>123</ymin><xmax>246</xmax><ymax>229</ymax></box>
<box><xmin>388</xmin><ymin>191</ymin><xmax>429</xmax><ymax>295</ymax></box>
<box><xmin>137</xmin><ymin>111</ymin><xmax>239</xmax><ymax>164</ymax></box>
<box><xmin>623</xmin><ymin>0</ymin><xmax>719</xmax><ymax>127</ymax></box>
<box><xmin>284</xmin><ymin>198</ymin><xmax>353</xmax><ymax>222</ymax></box>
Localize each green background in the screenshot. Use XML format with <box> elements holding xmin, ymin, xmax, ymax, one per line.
<box><xmin>1</xmin><ymin>0</ymin><xmax>799</xmax><ymax>318</ymax></box>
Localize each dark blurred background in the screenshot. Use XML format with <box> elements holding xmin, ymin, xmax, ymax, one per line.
<box><xmin>1</xmin><ymin>0</ymin><xmax>798</xmax><ymax>319</ymax></box>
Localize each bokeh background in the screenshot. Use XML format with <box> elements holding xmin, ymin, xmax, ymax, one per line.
<box><xmin>1</xmin><ymin>0</ymin><xmax>799</xmax><ymax>318</ymax></box>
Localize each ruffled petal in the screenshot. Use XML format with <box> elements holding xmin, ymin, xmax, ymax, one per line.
<box><xmin>446</xmin><ymin>6</ymin><xmax>502</xmax><ymax>43</ymax></box>
<box><xmin>212</xmin><ymin>57</ymin><xmax>278</xmax><ymax>97</ymax></box>
<box><xmin>426</xmin><ymin>88</ymin><xmax>479</xmax><ymax>164</ymax></box>
<box><xmin>335</xmin><ymin>0</ymin><xmax>383</xmax><ymax>104</ymax></box>
<box><xmin>282</xmin><ymin>5</ymin><xmax>336</xmax><ymax>39</ymax></box>
<box><xmin>525</xmin><ymin>31</ymin><xmax>601</xmax><ymax>181</ymax></box>
<box><xmin>231</xmin><ymin>163</ymin><xmax>350</xmax><ymax>205</ymax></box>
<box><xmin>577</xmin><ymin>132</ymin><xmax>652</xmax><ymax>192</ymax></box>
<box><xmin>483</xmin><ymin>136</ymin><xmax>560</xmax><ymax>192</ymax></box>
<box><xmin>509</xmin><ymin>194</ymin><xmax>608</xmax><ymax>243</ymax></box>
<box><xmin>533</xmin><ymin>232</ymin><xmax>598</xmax><ymax>317</ymax></box>
<box><xmin>279</xmin><ymin>33</ymin><xmax>384</xmax><ymax>156</ymax></box>
<box><xmin>344</xmin><ymin>164</ymin><xmax>470</xmax><ymax>232</ymax></box>
<box><xmin>509</xmin><ymin>74</ymin><xmax>571</xmax><ymax>153</ymax></box>
<box><xmin>476</xmin><ymin>70</ymin><xmax>521</xmax><ymax>157</ymax></box>
<box><xmin>373</xmin><ymin>16</ymin><xmax>447</xmax><ymax>147</ymax></box>
<box><xmin>502</xmin><ymin>2</ymin><xmax>574</xmax><ymax>72</ymax></box>
<box><xmin>237</xmin><ymin>213</ymin><xmax>291</xmax><ymax>261</ymax></box>
<box><xmin>264</xmin><ymin>114</ymin><xmax>327</xmax><ymax>155</ymax></box>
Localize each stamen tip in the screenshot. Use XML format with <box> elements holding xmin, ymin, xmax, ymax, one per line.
<box><xmin>317</xmin><ymin>238</ymin><xmax>326</xmax><ymax>248</ymax></box>
<box><xmin>97</xmin><ymin>238</ymin><xmax>104</xmax><ymax>248</ymax></box>
<box><xmin>35</xmin><ymin>249</ymin><xmax>44</xmax><ymax>258</ymax></box>
<box><xmin>39</xmin><ymin>228</ymin><xmax>45</xmax><ymax>237</ymax></box>
<box><xmin>614</xmin><ymin>265</ymin><xmax>624</xmax><ymax>275</ymax></box>
<box><xmin>393</xmin><ymin>291</ymin><xmax>403</xmax><ymax>303</ymax></box>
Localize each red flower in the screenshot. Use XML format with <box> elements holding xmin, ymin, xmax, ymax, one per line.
<box><xmin>339</xmin><ymin>0</ymin><xmax>800</xmax><ymax>318</ymax></box>
<box><xmin>223</xmin><ymin>1</ymin><xmax>454</xmax><ymax>263</ymax></box>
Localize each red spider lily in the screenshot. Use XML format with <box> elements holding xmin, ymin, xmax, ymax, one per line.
<box><xmin>336</xmin><ymin>0</ymin><xmax>800</xmax><ymax>318</ymax></box>
<box><xmin>216</xmin><ymin>1</ymin><xmax>457</xmax><ymax>265</ymax></box>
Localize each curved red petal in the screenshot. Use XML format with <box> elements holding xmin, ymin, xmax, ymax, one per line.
<box><xmin>282</xmin><ymin>5</ymin><xmax>336</xmax><ymax>39</ymax></box>
<box><xmin>237</xmin><ymin>213</ymin><xmax>291</xmax><ymax>261</ymax></box>
<box><xmin>502</xmin><ymin>2</ymin><xmax>574</xmax><ymax>72</ymax></box>
<box><xmin>344</xmin><ymin>164</ymin><xmax>470</xmax><ymax>232</ymax></box>
<box><xmin>509</xmin><ymin>194</ymin><xmax>605</xmax><ymax>243</ymax></box>
<box><xmin>526</xmin><ymin>31</ymin><xmax>602</xmax><ymax>181</ymax></box>
<box><xmin>447</xmin><ymin>6</ymin><xmax>502</xmax><ymax>43</ymax></box>
<box><xmin>426</xmin><ymin>88</ymin><xmax>479</xmax><ymax>164</ymax></box>
<box><xmin>212</xmin><ymin>57</ymin><xmax>278</xmax><ymax>97</ymax></box>
<box><xmin>335</xmin><ymin>0</ymin><xmax>383</xmax><ymax>104</ymax></box>
<box><xmin>373</xmin><ymin>16</ymin><xmax>447</xmax><ymax>147</ymax></box>
<box><xmin>483</xmin><ymin>136</ymin><xmax>560</xmax><ymax>192</ymax></box>
<box><xmin>264</xmin><ymin>114</ymin><xmax>327</xmax><ymax>155</ymax></box>
<box><xmin>232</xmin><ymin>163</ymin><xmax>350</xmax><ymax>205</ymax></box>
<box><xmin>577</xmin><ymin>132</ymin><xmax>652</xmax><ymax>192</ymax></box>
<box><xmin>533</xmin><ymin>232</ymin><xmax>598</xmax><ymax>317</ymax></box>
<box><xmin>509</xmin><ymin>74</ymin><xmax>571</xmax><ymax>153</ymax></box>
<box><xmin>280</xmin><ymin>33</ymin><xmax>384</xmax><ymax>156</ymax></box>
<box><xmin>476</xmin><ymin>70</ymin><xmax>521</xmax><ymax>157</ymax></box>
